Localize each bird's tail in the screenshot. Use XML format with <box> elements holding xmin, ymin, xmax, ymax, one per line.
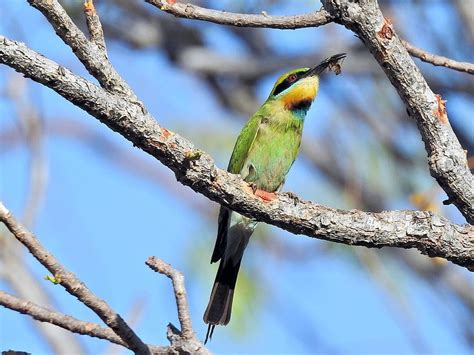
<box><xmin>203</xmin><ymin>217</ymin><xmax>254</xmax><ymax>343</ymax></box>
<box><xmin>203</xmin><ymin>256</ymin><xmax>242</xmax><ymax>343</ymax></box>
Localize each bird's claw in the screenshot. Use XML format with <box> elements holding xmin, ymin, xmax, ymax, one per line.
<box><xmin>285</xmin><ymin>191</ymin><xmax>299</xmax><ymax>206</ymax></box>
<box><xmin>249</xmin><ymin>182</ymin><xmax>258</xmax><ymax>194</ymax></box>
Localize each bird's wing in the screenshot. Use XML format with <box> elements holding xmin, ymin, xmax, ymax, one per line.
<box><xmin>227</xmin><ymin>113</ymin><xmax>262</xmax><ymax>176</ymax></box>
<box><xmin>210</xmin><ymin>113</ymin><xmax>263</xmax><ymax>263</ymax></box>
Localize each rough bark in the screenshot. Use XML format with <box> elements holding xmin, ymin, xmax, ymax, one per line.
<box><xmin>321</xmin><ymin>0</ymin><xmax>473</xmax><ymax>223</ymax></box>
<box><xmin>0</xmin><ymin>202</ymin><xmax>209</xmax><ymax>354</ymax></box>
<box><xmin>1</xmin><ymin>36</ymin><xmax>472</xmax><ymax>270</ymax></box>
<box><xmin>146</xmin><ymin>0</ymin><xmax>333</xmax><ymax>29</ymax></box>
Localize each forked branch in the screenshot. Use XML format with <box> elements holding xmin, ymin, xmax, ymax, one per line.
<box><xmin>146</xmin><ymin>0</ymin><xmax>474</xmax><ymax>75</ymax></box>
<box><xmin>0</xmin><ymin>202</ymin><xmax>208</xmax><ymax>354</ymax></box>
<box><xmin>0</xmin><ymin>37</ymin><xmax>472</xmax><ymax>269</ymax></box>
<box><xmin>145</xmin><ymin>0</ymin><xmax>474</xmax><ymax>223</ymax></box>
<box><xmin>0</xmin><ymin>202</ymin><xmax>150</xmax><ymax>354</ymax></box>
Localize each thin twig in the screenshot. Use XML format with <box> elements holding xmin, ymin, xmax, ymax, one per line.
<box><xmin>146</xmin><ymin>257</ymin><xmax>194</xmax><ymax>339</ymax></box>
<box><xmin>0</xmin><ymin>290</ymin><xmax>129</xmax><ymax>349</ymax></box>
<box><xmin>402</xmin><ymin>40</ymin><xmax>474</xmax><ymax>75</ymax></box>
<box><xmin>145</xmin><ymin>259</ymin><xmax>210</xmax><ymax>353</ymax></box>
<box><xmin>84</xmin><ymin>0</ymin><xmax>107</xmax><ymax>53</ymax></box>
<box><xmin>146</xmin><ymin>0</ymin><xmax>333</xmax><ymax>29</ymax></box>
<box><xmin>0</xmin><ymin>202</ymin><xmax>150</xmax><ymax>354</ymax></box>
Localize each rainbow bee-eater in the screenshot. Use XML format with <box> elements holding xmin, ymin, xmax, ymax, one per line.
<box><xmin>204</xmin><ymin>53</ymin><xmax>347</xmax><ymax>342</ymax></box>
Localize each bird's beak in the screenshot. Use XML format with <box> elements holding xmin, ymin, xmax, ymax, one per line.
<box><xmin>304</xmin><ymin>53</ymin><xmax>347</xmax><ymax>77</ymax></box>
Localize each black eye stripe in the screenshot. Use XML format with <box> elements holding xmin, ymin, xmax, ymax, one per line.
<box><xmin>273</xmin><ymin>80</ymin><xmax>292</xmax><ymax>96</ymax></box>
<box><xmin>272</xmin><ymin>71</ymin><xmax>307</xmax><ymax>96</ymax></box>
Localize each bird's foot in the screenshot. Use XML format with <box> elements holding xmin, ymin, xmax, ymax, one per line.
<box><xmin>249</xmin><ymin>182</ymin><xmax>258</xmax><ymax>194</ymax></box>
<box><xmin>248</xmin><ymin>183</ymin><xmax>277</xmax><ymax>202</ymax></box>
<box><xmin>254</xmin><ymin>188</ymin><xmax>277</xmax><ymax>202</ymax></box>
<box><xmin>285</xmin><ymin>191</ymin><xmax>300</xmax><ymax>206</ymax></box>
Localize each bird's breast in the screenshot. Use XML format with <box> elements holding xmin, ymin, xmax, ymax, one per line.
<box><xmin>243</xmin><ymin>118</ymin><xmax>303</xmax><ymax>192</ymax></box>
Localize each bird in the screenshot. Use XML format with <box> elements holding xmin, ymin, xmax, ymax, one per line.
<box><xmin>203</xmin><ymin>53</ymin><xmax>347</xmax><ymax>343</ymax></box>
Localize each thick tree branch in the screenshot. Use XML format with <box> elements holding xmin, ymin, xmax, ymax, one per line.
<box><xmin>321</xmin><ymin>0</ymin><xmax>474</xmax><ymax>223</ymax></box>
<box><xmin>144</xmin><ymin>0</ymin><xmax>474</xmax><ymax>223</ymax></box>
<box><xmin>0</xmin><ymin>201</ymin><xmax>150</xmax><ymax>354</ymax></box>
<box><xmin>146</xmin><ymin>0</ymin><xmax>333</xmax><ymax>29</ymax></box>
<box><xmin>1</xmin><ymin>36</ymin><xmax>472</xmax><ymax>270</ymax></box>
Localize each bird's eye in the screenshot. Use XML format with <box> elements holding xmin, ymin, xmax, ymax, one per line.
<box><xmin>288</xmin><ymin>74</ymin><xmax>297</xmax><ymax>82</ymax></box>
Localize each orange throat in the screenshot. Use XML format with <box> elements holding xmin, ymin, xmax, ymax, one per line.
<box><xmin>281</xmin><ymin>82</ymin><xmax>317</xmax><ymax>110</ymax></box>
<box><xmin>282</xmin><ymin>83</ymin><xmax>317</xmax><ymax>111</ymax></box>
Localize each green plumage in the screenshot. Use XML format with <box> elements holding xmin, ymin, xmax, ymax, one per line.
<box><xmin>228</xmin><ymin>103</ymin><xmax>304</xmax><ymax>191</ymax></box>
<box><xmin>203</xmin><ymin>53</ymin><xmax>346</xmax><ymax>343</ymax></box>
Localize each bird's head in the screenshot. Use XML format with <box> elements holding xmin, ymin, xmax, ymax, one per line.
<box><xmin>268</xmin><ymin>53</ymin><xmax>346</xmax><ymax>113</ymax></box>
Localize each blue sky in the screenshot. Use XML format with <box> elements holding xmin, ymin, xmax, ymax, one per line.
<box><xmin>1</xmin><ymin>1</ymin><xmax>472</xmax><ymax>354</ymax></box>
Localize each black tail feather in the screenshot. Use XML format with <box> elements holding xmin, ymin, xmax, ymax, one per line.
<box><xmin>204</xmin><ymin>324</ymin><xmax>215</xmax><ymax>344</ymax></box>
<box><xmin>203</xmin><ymin>257</ymin><xmax>242</xmax><ymax>327</ymax></box>
<box><xmin>204</xmin><ymin>214</ymin><xmax>254</xmax><ymax>342</ymax></box>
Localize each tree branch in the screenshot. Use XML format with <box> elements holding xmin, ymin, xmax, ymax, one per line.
<box><xmin>0</xmin><ymin>204</ymin><xmax>208</xmax><ymax>353</ymax></box>
<box><xmin>1</xmin><ymin>36</ymin><xmax>472</xmax><ymax>270</ymax></box>
<box><xmin>0</xmin><ymin>236</ymin><xmax>84</xmax><ymax>354</ymax></box>
<box><xmin>145</xmin><ymin>258</ymin><xmax>210</xmax><ymax>353</ymax></box>
<box><xmin>0</xmin><ymin>201</ymin><xmax>150</xmax><ymax>354</ymax></box>
<box><xmin>145</xmin><ymin>0</ymin><xmax>333</xmax><ymax>29</ymax></box>
<box><xmin>0</xmin><ymin>83</ymin><xmax>84</xmax><ymax>354</ymax></box>
<box><xmin>320</xmin><ymin>0</ymin><xmax>474</xmax><ymax>223</ymax></box>
<box><xmin>145</xmin><ymin>0</ymin><xmax>474</xmax><ymax>76</ymax></box>
<box><xmin>28</xmin><ymin>0</ymin><xmax>136</xmax><ymax>100</ymax></box>
<box><xmin>144</xmin><ymin>1</ymin><xmax>473</xmax><ymax>221</ymax></box>
<box><xmin>402</xmin><ymin>39</ymin><xmax>474</xmax><ymax>75</ymax></box>
<box><xmin>0</xmin><ymin>290</ymin><xmax>133</xmax><ymax>350</ymax></box>
<box><xmin>146</xmin><ymin>257</ymin><xmax>194</xmax><ymax>339</ymax></box>
<box><xmin>84</xmin><ymin>0</ymin><xmax>107</xmax><ymax>54</ymax></box>
<box><xmin>0</xmin><ymin>291</ymin><xmax>193</xmax><ymax>354</ymax></box>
